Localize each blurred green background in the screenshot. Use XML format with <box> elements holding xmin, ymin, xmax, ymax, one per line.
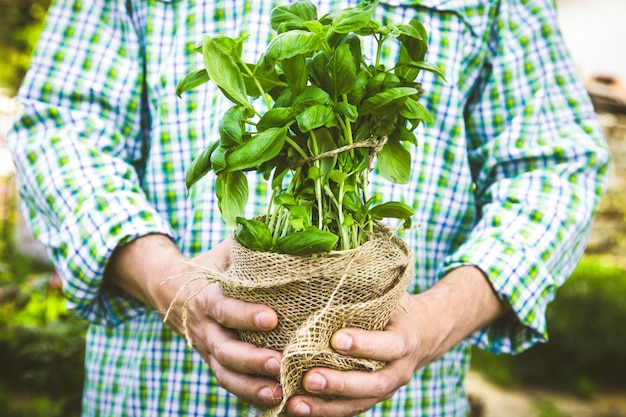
<box><xmin>0</xmin><ymin>1</ymin><xmax>625</xmax><ymax>416</ymax></box>
<box><xmin>0</xmin><ymin>0</ymin><xmax>51</xmax><ymax>95</ymax></box>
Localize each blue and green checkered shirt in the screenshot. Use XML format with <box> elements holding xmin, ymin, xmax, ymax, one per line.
<box><xmin>9</xmin><ymin>0</ymin><xmax>610</xmax><ymax>415</ymax></box>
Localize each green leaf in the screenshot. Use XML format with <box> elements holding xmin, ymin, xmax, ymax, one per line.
<box><xmin>176</xmin><ymin>69</ymin><xmax>210</xmax><ymax>97</ymax></box>
<box><xmin>270</xmin><ymin>0</ymin><xmax>318</xmax><ymax>33</ymax></box>
<box><xmin>361</xmin><ymin>87</ymin><xmax>418</xmax><ymax>115</ymax></box>
<box><xmin>307</xmin><ymin>165</ymin><xmax>322</xmax><ymax>180</ymax></box>
<box><xmin>185</xmin><ymin>140</ymin><xmax>219</xmax><ymax>190</ymax></box>
<box><xmin>215</xmin><ymin>171</ymin><xmax>249</xmax><ymax>227</ymax></box>
<box><xmin>276</xmin><ymin>227</ymin><xmax>339</xmax><ymax>254</ymax></box>
<box><xmin>395</xmin><ymin>20</ymin><xmax>429</xmax><ymax>81</ymax></box>
<box><xmin>306</xmin><ymin>50</ymin><xmax>332</xmax><ymax>92</ymax></box>
<box><xmin>401</xmin><ymin>61</ymin><xmax>447</xmax><ymax>82</ymax></box>
<box><xmin>329</xmin><ymin>43</ymin><xmax>357</xmax><ymax>97</ymax></box>
<box><xmin>219</xmin><ymin>105</ymin><xmax>247</xmax><ymax>148</ymax></box>
<box><xmin>396</xmin><ymin>45</ymin><xmax>420</xmax><ymax>82</ymax></box>
<box><xmin>330</xmin><ymin>0</ymin><xmax>378</xmax><ymax>34</ymax></box>
<box><xmin>342</xmin><ymin>213</ymin><xmax>356</xmax><ymax>227</ymax></box>
<box><xmin>372</xmin><ymin>118</ymin><xmax>396</xmax><ymax>138</ymax></box>
<box><xmin>284</xmin><ymin>204</ymin><xmax>312</xmax><ymax>229</ymax></box>
<box><xmin>390</xmin><ymin>125</ymin><xmax>418</xmax><ymax>146</ymax></box>
<box><xmin>225</xmin><ymin>127</ymin><xmax>287</xmax><ymax>171</ymax></box>
<box><xmin>281</xmin><ymin>54</ymin><xmax>308</xmax><ymax>95</ymax></box>
<box><xmin>370</xmin><ymin>201</ymin><xmax>414</xmax><ymax>219</ymax></box>
<box><xmin>235</xmin><ymin>217</ymin><xmax>273</xmax><ymax>251</ymax></box>
<box><xmin>327</xmin><ymin>33</ymin><xmax>362</xmax><ymax>71</ymax></box>
<box><xmin>396</xmin><ymin>21</ymin><xmax>427</xmax><ymax>60</ymax></box>
<box><xmin>274</xmin><ymin>193</ymin><xmax>297</xmax><ymax>206</ymax></box>
<box><xmin>261</xmin><ymin>30</ymin><xmax>322</xmax><ymax>69</ymax></box>
<box><xmin>376</xmin><ymin>139</ymin><xmax>411</xmax><ymax>184</ymax></box>
<box><xmin>365</xmin><ymin>71</ymin><xmax>401</xmax><ymax>97</ymax></box>
<box><xmin>273</xmin><ymin>88</ymin><xmax>295</xmax><ymax>108</ymax></box>
<box><xmin>399</xmin><ymin>98</ymin><xmax>434</xmax><ymax>124</ymax></box>
<box><xmin>293</xmin><ymin>86</ymin><xmax>331</xmax><ymax>112</ymax></box>
<box><xmin>202</xmin><ymin>35</ymin><xmax>251</xmax><ymax>108</ymax></box>
<box><xmin>417</xmin><ymin>61</ymin><xmax>447</xmax><ymax>81</ymax></box>
<box><xmin>257</xmin><ymin>107</ymin><xmax>294</xmax><ymax>130</ymax></box>
<box><xmin>334</xmin><ymin>102</ymin><xmax>358</xmax><ymax>122</ymax></box>
<box><xmin>210</xmin><ymin>146</ymin><xmax>227</xmax><ymax>173</ymax></box>
<box><xmin>328</xmin><ymin>170</ymin><xmax>348</xmax><ymax>183</ymax></box>
<box><xmin>347</xmin><ymin>69</ymin><xmax>370</xmax><ymax>105</ymax></box>
<box><xmin>212</xmin><ymin>33</ymin><xmax>245</xmax><ymax>59</ymax></box>
<box><xmin>290</xmin><ymin>218</ymin><xmax>306</xmax><ymax>231</ymax></box>
<box><xmin>302</xmin><ymin>20</ymin><xmax>325</xmax><ymax>34</ymax></box>
<box><xmin>296</xmin><ymin>104</ymin><xmax>335</xmax><ymax>132</ymax></box>
<box><xmin>342</xmin><ymin>191</ymin><xmax>364</xmax><ymax>215</ymax></box>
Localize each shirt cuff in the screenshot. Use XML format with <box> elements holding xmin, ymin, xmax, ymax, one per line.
<box><xmin>441</xmin><ymin>235</ymin><xmax>557</xmax><ymax>354</ymax></box>
<box><xmin>53</xmin><ymin>191</ymin><xmax>176</xmax><ymax>326</ymax></box>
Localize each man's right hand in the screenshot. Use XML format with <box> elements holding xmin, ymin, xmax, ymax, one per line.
<box><xmin>105</xmin><ymin>234</ymin><xmax>284</xmax><ymax>408</ymax></box>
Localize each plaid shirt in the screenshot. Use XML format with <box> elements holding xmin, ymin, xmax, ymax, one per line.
<box><xmin>9</xmin><ymin>0</ymin><xmax>609</xmax><ymax>415</ymax></box>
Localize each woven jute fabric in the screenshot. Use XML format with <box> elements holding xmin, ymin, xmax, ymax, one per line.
<box><xmin>213</xmin><ymin>228</ymin><xmax>413</xmax><ymax>416</ymax></box>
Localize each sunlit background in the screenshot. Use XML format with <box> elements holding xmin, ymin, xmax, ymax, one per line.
<box><xmin>558</xmin><ymin>0</ymin><xmax>626</xmax><ymax>83</ymax></box>
<box><xmin>1</xmin><ymin>1</ymin><xmax>625</xmax><ymax>416</ymax></box>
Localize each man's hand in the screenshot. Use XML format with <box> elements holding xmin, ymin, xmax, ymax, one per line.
<box><xmin>104</xmin><ymin>234</ymin><xmax>284</xmax><ymax>409</ymax></box>
<box><xmin>283</xmin><ymin>266</ymin><xmax>506</xmax><ymax>417</ymax></box>
<box><xmin>176</xmin><ymin>281</ymin><xmax>284</xmax><ymax>408</ymax></box>
<box><xmin>284</xmin><ymin>295</ymin><xmax>422</xmax><ymax>417</ymax></box>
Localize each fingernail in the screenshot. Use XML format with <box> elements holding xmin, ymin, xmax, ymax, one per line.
<box><xmin>258</xmin><ymin>386</ymin><xmax>280</xmax><ymax>402</ymax></box>
<box><xmin>264</xmin><ymin>357</ymin><xmax>281</xmax><ymax>375</ymax></box>
<box><xmin>255</xmin><ymin>311</ymin><xmax>273</xmax><ymax>330</ymax></box>
<box><xmin>306</xmin><ymin>372</ymin><xmax>326</xmax><ymax>392</ymax></box>
<box><xmin>293</xmin><ymin>402</ymin><xmax>311</xmax><ymax>416</ymax></box>
<box><xmin>332</xmin><ymin>332</ymin><xmax>352</xmax><ymax>351</ymax></box>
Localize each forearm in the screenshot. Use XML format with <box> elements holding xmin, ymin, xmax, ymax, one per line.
<box><xmin>104</xmin><ymin>234</ymin><xmax>185</xmax><ymax>312</ymax></box>
<box><xmin>104</xmin><ymin>233</ymin><xmax>232</xmax><ymax>321</ymax></box>
<box><xmin>411</xmin><ymin>265</ymin><xmax>507</xmax><ymax>365</ymax></box>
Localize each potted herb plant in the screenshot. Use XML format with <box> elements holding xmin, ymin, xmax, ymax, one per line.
<box><xmin>175</xmin><ymin>0</ymin><xmax>443</xmax><ymax>414</ymax></box>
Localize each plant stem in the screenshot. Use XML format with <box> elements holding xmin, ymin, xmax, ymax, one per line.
<box><xmin>324</xmin><ymin>183</ymin><xmax>350</xmax><ymax>250</ymax></box>
<box><xmin>239</xmin><ymin>58</ymin><xmax>274</xmax><ymax>110</ymax></box>
<box><xmin>285</xmin><ymin>136</ymin><xmax>309</xmax><ymax>160</ymax></box>
<box><xmin>267</xmin><ymin>188</ymin><xmax>279</xmax><ymax>231</ymax></box>
<box><xmin>375</xmin><ymin>34</ymin><xmax>384</xmax><ymax>68</ymax></box>
<box><xmin>309</xmin><ymin>130</ymin><xmax>324</xmax><ymax>230</ymax></box>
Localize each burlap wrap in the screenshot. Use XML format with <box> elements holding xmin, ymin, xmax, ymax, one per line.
<box><xmin>212</xmin><ymin>227</ymin><xmax>413</xmax><ymax>416</ymax></box>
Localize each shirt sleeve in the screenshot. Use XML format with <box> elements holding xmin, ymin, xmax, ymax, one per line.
<box><xmin>8</xmin><ymin>0</ymin><xmax>176</xmax><ymax>326</ymax></box>
<box><xmin>440</xmin><ymin>0</ymin><xmax>611</xmax><ymax>354</ymax></box>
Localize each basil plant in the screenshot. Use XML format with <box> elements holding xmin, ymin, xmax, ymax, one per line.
<box><xmin>177</xmin><ymin>0</ymin><xmax>444</xmax><ymax>255</ymax></box>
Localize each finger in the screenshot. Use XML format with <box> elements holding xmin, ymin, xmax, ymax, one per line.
<box><xmin>330</xmin><ymin>327</ymin><xmax>413</xmax><ymax>362</ymax></box>
<box><xmin>300</xmin><ymin>365</ymin><xmax>405</xmax><ymax>401</ymax></box>
<box><xmin>331</xmin><ymin>303</ymin><xmax>420</xmax><ymax>362</ymax></box>
<box><xmin>204</xmin><ymin>283</ymin><xmax>278</xmax><ymax>331</ymax></box>
<box><xmin>286</xmin><ymin>393</ymin><xmax>384</xmax><ymax>417</ymax></box>
<box><xmin>207</xmin><ymin>353</ymin><xmax>283</xmax><ymax>408</ymax></box>
<box><xmin>203</xmin><ymin>321</ymin><xmax>282</xmax><ymax>378</ymax></box>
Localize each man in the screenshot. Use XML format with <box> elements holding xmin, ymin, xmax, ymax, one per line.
<box><xmin>9</xmin><ymin>0</ymin><xmax>609</xmax><ymax>416</ymax></box>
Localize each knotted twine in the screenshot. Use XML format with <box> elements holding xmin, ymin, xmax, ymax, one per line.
<box><xmin>188</xmin><ymin>225</ymin><xmax>412</xmax><ymax>416</ymax></box>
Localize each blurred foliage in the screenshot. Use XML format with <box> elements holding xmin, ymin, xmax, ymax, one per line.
<box><xmin>1</xmin><ymin>175</ymin><xmax>86</xmax><ymax>417</ymax></box>
<box><xmin>533</xmin><ymin>398</ymin><xmax>571</xmax><ymax>417</ymax></box>
<box><xmin>0</xmin><ymin>176</ymin><xmax>17</xmax><ymax>268</ymax></box>
<box><xmin>0</xmin><ymin>270</ymin><xmax>87</xmax><ymax>417</ymax></box>
<box><xmin>472</xmin><ymin>254</ymin><xmax>626</xmax><ymax>396</ymax></box>
<box><xmin>0</xmin><ymin>0</ymin><xmax>52</xmax><ymax>94</ymax></box>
